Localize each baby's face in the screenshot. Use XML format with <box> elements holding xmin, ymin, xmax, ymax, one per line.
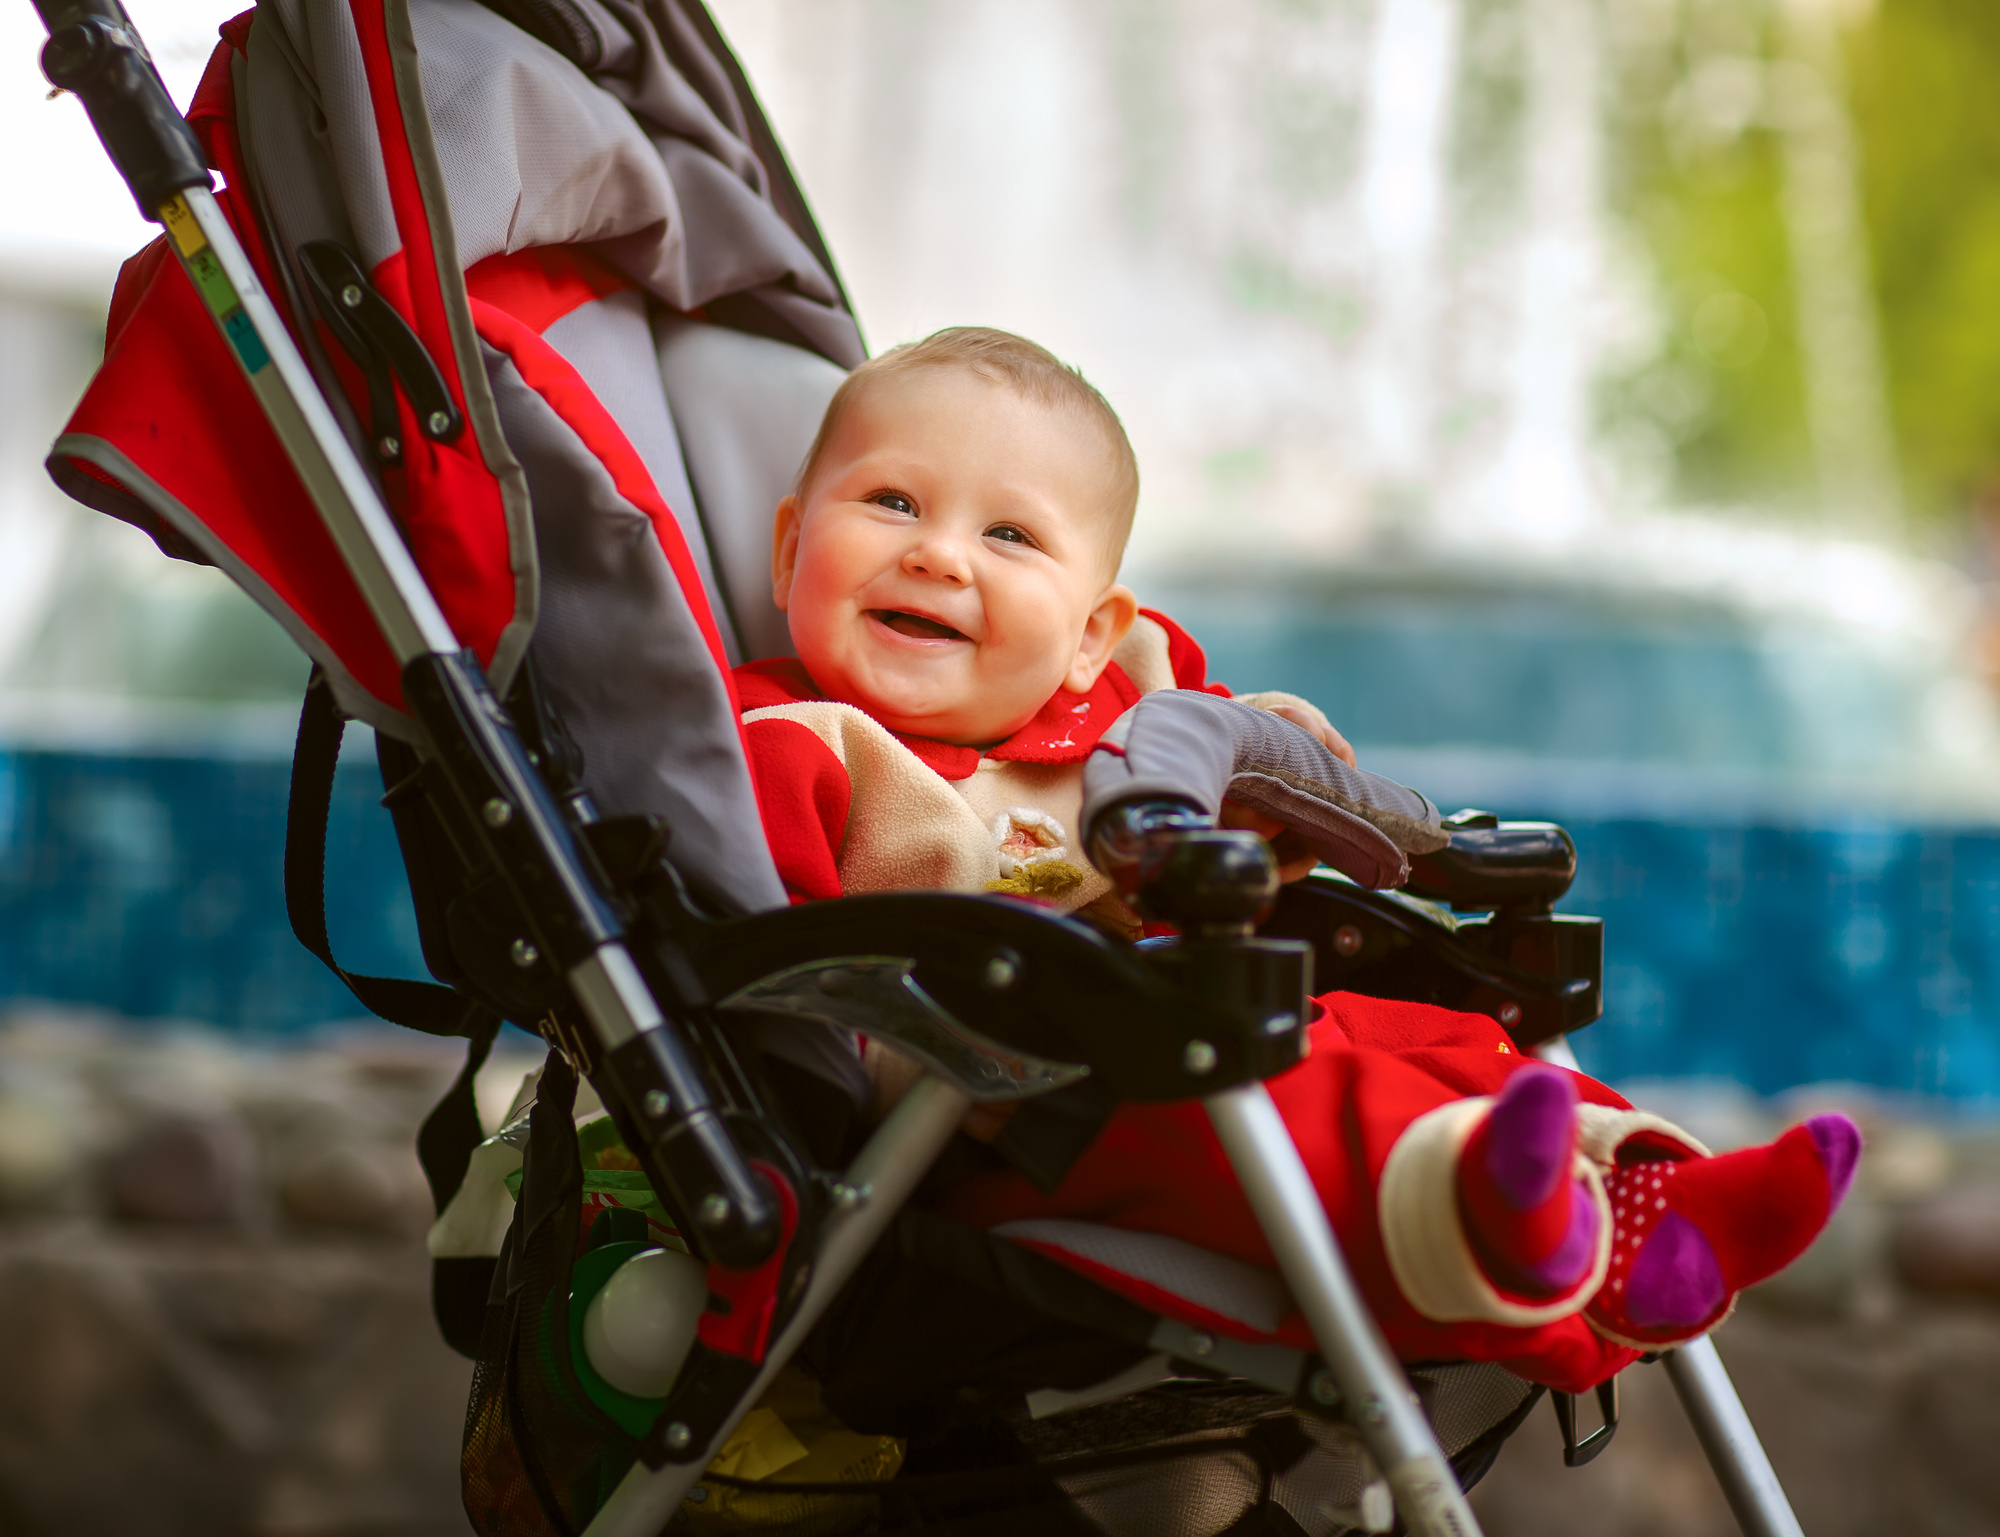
<box><xmin>773</xmin><ymin>367</ymin><xmax>1135</xmax><ymax>745</ymax></box>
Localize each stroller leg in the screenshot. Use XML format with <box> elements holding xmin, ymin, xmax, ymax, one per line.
<box><xmin>1206</xmin><ymin>1083</ymin><xmax>1484</xmax><ymax>1537</ymax></box>
<box><xmin>584</xmin><ymin>1076</ymin><xmax>973</xmax><ymax>1537</ymax></box>
<box><xmin>1663</xmin><ymin>1338</ymin><xmax>1805</xmax><ymax>1537</ymax></box>
<box><xmin>1531</xmin><ymin>1037</ymin><xmax>1804</xmax><ymax>1537</ymax></box>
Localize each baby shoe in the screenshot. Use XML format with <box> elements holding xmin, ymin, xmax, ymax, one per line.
<box><xmin>1457</xmin><ymin>1065</ymin><xmax>1601</xmax><ymax>1298</ymax></box>
<box><xmin>1585</xmin><ymin>1115</ymin><xmax>1861</xmax><ymax>1349</ymax></box>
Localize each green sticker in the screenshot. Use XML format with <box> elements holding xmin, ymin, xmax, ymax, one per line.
<box><xmin>222</xmin><ymin>308</ymin><xmax>271</xmax><ymax>374</ymax></box>
<box><xmin>185</xmin><ymin>246</ymin><xmax>239</xmax><ymax>318</ymax></box>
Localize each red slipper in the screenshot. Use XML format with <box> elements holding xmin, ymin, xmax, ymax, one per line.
<box><xmin>1586</xmin><ymin>1115</ymin><xmax>1861</xmax><ymax>1348</ymax></box>
<box><xmin>1457</xmin><ymin>1065</ymin><xmax>1599</xmax><ymax>1297</ymax></box>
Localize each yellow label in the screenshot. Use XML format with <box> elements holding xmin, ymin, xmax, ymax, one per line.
<box><xmin>159</xmin><ymin>195</ymin><xmax>207</xmax><ymax>258</ymax></box>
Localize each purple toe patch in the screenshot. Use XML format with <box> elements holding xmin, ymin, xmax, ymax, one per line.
<box><xmin>1516</xmin><ymin>1180</ymin><xmax>1600</xmax><ymax>1293</ymax></box>
<box><xmin>1486</xmin><ymin>1065</ymin><xmax>1579</xmax><ymax>1211</ymax></box>
<box><xmin>1625</xmin><ymin>1210</ymin><xmax>1726</xmax><ymax>1331</ymax></box>
<box><xmin>1807</xmin><ymin>1114</ymin><xmax>1862</xmax><ymax>1210</ymax></box>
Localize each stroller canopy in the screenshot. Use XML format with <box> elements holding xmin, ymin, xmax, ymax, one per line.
<box><xmin>51</xmin><ymin>0</ymin><xmax>862</xmax><ymax>915</ymax></box>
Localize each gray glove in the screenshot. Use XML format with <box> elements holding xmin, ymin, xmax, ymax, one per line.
<box><xmin>1083</xmin><ymin>690</ymin><xmax>1447</xmax><ymax>889</ymax></box>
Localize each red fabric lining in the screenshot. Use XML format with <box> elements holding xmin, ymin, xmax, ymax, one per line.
<box><xmin>465</xmin><ymin>246</ymin><xmax>639</xmax><ymax>335</ymax></box>
<box><xmin>347</xmin><ymin>0</ymin><xmax>514</xmax><ymax>671</ymax></box>
<box><xmin>66</xmin><ymin>249</ymin><xmax>404</xmax><ymax>703</ymax></box>
<box><xmin>57</xmin><ymin>27</ymin><xmax>406</xmax><ymax>704</ymax></box>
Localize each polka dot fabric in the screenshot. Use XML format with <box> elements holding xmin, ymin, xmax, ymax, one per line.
<box><xmin>1588</xmin><ymin>1160</ymin><xmax>1723</xmax><ymax>1346</ymax></box>
<box><xmin>1586</xmin><ymin>1116</ymin><xmax>1862</xmax><ymax>1350</ymax></box>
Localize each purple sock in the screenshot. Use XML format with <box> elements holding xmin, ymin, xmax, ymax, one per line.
<box><xmin>1514</xmin><ymin>1184</ymin><xmax>1600</xmax><ymax>1292</ymax></box>
<box><xmin>1807</xmin><ymin>1114</ymin><xmax>1861</xmax><ymax>1209</ymax></box>
<box><xmin>1484</xmin><ymin>1066</ymin><xmax>1579</xmax><ymax>1209</ymax></box>
<box><xmin>1624</xmin><ymin>1211</ymin><xmax>1726</xmax><ymax>1331</ymax></box>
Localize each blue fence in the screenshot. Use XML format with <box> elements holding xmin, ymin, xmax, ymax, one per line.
<box><xmin>1549</xmin><ymin>814</ymin><xmax>2000</xmax><ymax>1104</ymax></box>
<box><xmin>5</xmin><ymin>745</ymin><xmax>2000</xmax><ymax>1103</ymax></box>
<box><xmin>0</xmin><ymin>746</ymin><xmax>420</xmax><ymax>1030</ymax></box>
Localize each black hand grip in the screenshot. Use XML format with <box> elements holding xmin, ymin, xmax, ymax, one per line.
<box><xmin>1088</xmin><ymin>797</ymin><xmax>1279</xmax><ymax>935</ymax></box>
<box><xmin>1403</xmin><ymin>820</ymin><xmax>1578</xmax><ymax>914</ymax></box>
<box><xmin>36</xmin><ymin>0</ymin><xmax>210</xmax><ymax>219</ymax></box>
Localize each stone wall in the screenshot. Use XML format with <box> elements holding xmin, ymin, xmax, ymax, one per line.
<box><xmin>5</xmin><ymin>1011</ymin><xmax>1999</xmax><ymax>1536</ymax></box>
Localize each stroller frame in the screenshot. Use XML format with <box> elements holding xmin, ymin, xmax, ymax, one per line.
<box><xmin>35</xmin><ymin>5</ymin><xmax>1805</xmax><ymax>1533</ymax></box>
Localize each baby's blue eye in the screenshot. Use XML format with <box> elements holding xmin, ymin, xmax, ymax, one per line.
<box><xmin>986</xmin><ymin>524</ymin><xmax>1033</xmax><ymax>546</ymax></box>
<box><xmin>870</xmin><ymin>491</ymin><xmax>915</xmax><ymax>515</ymax></box>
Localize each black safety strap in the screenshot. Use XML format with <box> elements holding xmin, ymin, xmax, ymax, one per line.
<box><xmin>285</xmin><ymin>670</ymin><xmax>479</xmax><ymax>1035</ymax></box>
<box><xmin>418</xmin><ymin>1010</ymin><xmax>503</xmax><ymax>1213</ymax></box>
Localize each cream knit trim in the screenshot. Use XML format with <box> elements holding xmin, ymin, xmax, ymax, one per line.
<box><xmin>743</xmin><ymin>701</ymin><xmax>1115</xmax><ymax>911</ymax></box>
<box><xmin>1379</xmin><ymin>1097</ymin><xmax>1612</xmax><ymax>1326</ymax></box>
<box><xmin>1110</xmin><ymin>615</ymin><xmax>1175</xmax><ymax>694</ymax></box>
<box><xmin>1574</xmin><ymin>1104</ymin><xmax>1709</xmax><ymax>1166</ymax></box>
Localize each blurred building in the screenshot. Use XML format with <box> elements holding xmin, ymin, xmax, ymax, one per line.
<box><xmin>1</xmin><ymin>0</ymin><xmax>1998</xmax><ymax>1101</ymax></box>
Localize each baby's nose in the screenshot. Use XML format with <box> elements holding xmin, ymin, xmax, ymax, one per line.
<box><xmin>905</xmin><ymin>537</ymin><xmax>973</xmax><ymax>583</ymax></box>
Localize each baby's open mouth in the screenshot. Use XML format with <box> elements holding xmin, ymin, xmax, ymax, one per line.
<box><xmin>871</xmin><ymin>609</ymin><xmax>968</xmax><ymax>642</ymax></box>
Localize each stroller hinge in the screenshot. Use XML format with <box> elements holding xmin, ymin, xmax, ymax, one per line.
<box><xmin>298</xmin><ymin>239</ymin><xmax>465</xmax><ymax>465</ymax></box>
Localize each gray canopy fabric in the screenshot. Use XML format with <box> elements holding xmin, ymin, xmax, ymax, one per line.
<box><xmin>227</xmin><ymin>0</ymin><xmax>859</xmax><ymax>914</ymax></box>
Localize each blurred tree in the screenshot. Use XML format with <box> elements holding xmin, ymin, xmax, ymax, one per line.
<box><xmin>1846</xmin><ymin>0</ymin><xmax>2000</xmax><ymax>525</ymax></box>
<box><xmin>1600</xmin><ymin>1</ymin><xmax>1813</xmax><ymax>517</ymax></box>
<box><xmin>1600</xmin><ymin>0</ymin><xmax>2000</xmax><ymax>534</ymax></box>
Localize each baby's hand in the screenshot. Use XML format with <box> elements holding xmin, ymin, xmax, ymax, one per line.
<box><xmin>1219</xmin><ymin>801</ymin><xmax>1322</xmax><ymax>883</ymax></box>
<box><xmin>1263</xmin><ymin>701</ymin><xmax>1356</xmax><ymax>767</ymax></box>
<box><xmin>1217</xmin><ymin>699</ymin><xmax>1354</xmax><ymax>881</ymax></box>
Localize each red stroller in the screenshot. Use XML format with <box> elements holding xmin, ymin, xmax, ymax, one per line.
<box><xmin>33</xmin><ymin>0</ymin><xmax>1806</xmax><ymax>1531</ymax></box>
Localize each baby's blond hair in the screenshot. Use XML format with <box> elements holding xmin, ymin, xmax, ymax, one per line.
<box><xmin>794</xmin><ymin>326</ymin><xmax>1139</xmax><ymax>570</ymax></box>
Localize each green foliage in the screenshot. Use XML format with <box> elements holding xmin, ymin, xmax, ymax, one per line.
<box><xmin>1847</xmin><ymin>0</ymin><xmax>2000</xmax><ymax>520</ymax></box>
<box><xmin>1600</xmin><ymin>2</ymin><xmax>1814</xmax><ymax>514</ymax></box>
<box><xmin>1603</xmin><ymin>0</ymin><xmax>2000</xmax><ymax>530</ymax></box>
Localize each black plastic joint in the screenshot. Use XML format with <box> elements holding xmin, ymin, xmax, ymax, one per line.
<box><xmin>38</xmin><ymin>3</ymin><xmax>210</xmax><ymax>219</ymax></box>
<box><xmin>400</xmin><ymin>650</ymin><xmax>623</xmax><ymax>970</ymax></box>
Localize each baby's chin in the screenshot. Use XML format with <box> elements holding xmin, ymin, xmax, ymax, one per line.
<box><xmin>825</xmin><ymin>669</ymin><xmax>1033</xmax><ymax>746</ymax></box>
<box><xmin>801</xmin><ymin>639</ymin><xmax>1054</xmax><ymax>744</ymax></box>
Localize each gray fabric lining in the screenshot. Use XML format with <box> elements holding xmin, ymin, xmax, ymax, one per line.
<box><xmin>482</xmin><ymin>340</ymin><xmax>786</xmax><ymax>912</ymax></box>
<box><xmin>654</xmin><ymin>314</ymin><xmax>846</xmax><ymax>662</ymax></box>
<box><xmin>407</xmin><ymin>0</ymin><xmax>861</xmax><ymax>366</ymax></box>
<box><xmin>259</xmin><ymin>0</ymin><xmax>400</xmax><ymax>267</ymax></box>
<box><xmin>47</xmin><ymin>436</ymin><xmax>403</xmax><ymax>739</ymax></box>
<box><xmin>1085</xmin><ymin>691</ymin><xmax>1448</xmax><ymax>890</ymax></box>
<box><xmin>993</xmin><ymin>1219</ymin><xmax>1294</xmax><ymax>1336</ymax></box>
<box><xmin>539</xmin><ymin>294</ymin><xmax>731</xmax><ymax>658</ymax></box>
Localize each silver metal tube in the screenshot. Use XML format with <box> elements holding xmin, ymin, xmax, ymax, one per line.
<box><xmin>170</xmin><ymin>187</ymin><xmax>459</xmax><ymax>664</ymax></box>
<box><xmin>568</xmin><ymin>946</ymin><xmax>665</xmax><ymax>1050</ymax></box>
<box><xmin>583</xmin><ymin>1076</ymin><xmax>974</xmax><ymax>1537</ymax></box>
<box><xmin>1566</xmin><ymin>1028</ymin><xmax>1802</xmax><ymax>1537</ymax></box>
<box><xmin>1205</xmin><ymin>1082</ymin><xmax>1483</xmax><ymax>1537</ymax></box>
<box><xmin>1528</xmin><ymin>1034</ymin><xmax>1582</xmax><ymax>1071</ymax></box>
<box><xmin>1664</xmin><ymin>1337</ymin><xmax>1805</xmax><ymax>1537</ymax></box>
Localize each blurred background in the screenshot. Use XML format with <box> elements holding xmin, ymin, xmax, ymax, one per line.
<box><xmin>5</xmin><ymin>0</ymin><xmax>2000</xmax><ymax>1533</ymax></box>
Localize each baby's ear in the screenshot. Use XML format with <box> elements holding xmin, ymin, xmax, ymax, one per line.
<box><xmin>771</xmin><ymin>495</ymin><xmax>802</xmax><ymax>611</ymax></box>
<box><xmin>1065</xmin><ymin>583</ymin><xmax>1140</xmax><ymax>694</ymax></box>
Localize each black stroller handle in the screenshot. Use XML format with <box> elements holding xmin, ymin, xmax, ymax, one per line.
<box><xmin>33</xmin><ymin>2</ymin><xmax>785</xmax><ymax>1269</ymax></box>
<box><xmin>34</xmin><ymin>0</ymin><xmax>209</xmax><ymax>219</ymax></box>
